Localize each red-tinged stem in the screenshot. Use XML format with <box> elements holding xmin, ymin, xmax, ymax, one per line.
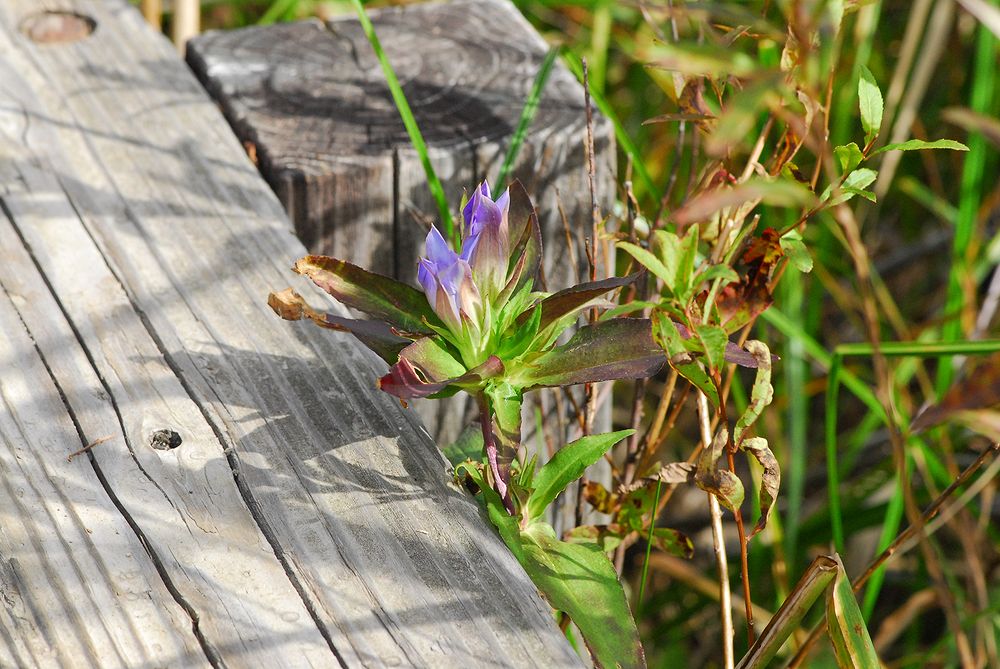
<box><xmin>478</xmin><ymin>394</ymin><xmax>515</xmax><ymax>515</ymax></box>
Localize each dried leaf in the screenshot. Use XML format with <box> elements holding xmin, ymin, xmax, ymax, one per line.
<box><xmin>741</xmin><ymin>437</ymin><xmax>780</xmax><ymax>539</ymax></box>
<box><xmin>734</xmin><ymin>341</ymin><xmax>775</xmax><ymax>443</ymax></box>
<box><xmin>695</xmin><ymin>427</ymin><xmax>744</xmax><ymax>513</ymax></box>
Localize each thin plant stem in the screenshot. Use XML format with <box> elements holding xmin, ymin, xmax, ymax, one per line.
<box><xmin>698</xmin><ymin>391</ymin><xmax>734</xmax><ymax>669</ymax></box>
<box><xmin>637</xmin><ymin>480</ymin><xmax>663</xmax><ymax>604</ymax></box>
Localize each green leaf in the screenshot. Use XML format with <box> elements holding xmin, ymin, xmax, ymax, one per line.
<box><xmin>565</xmin><ymin>524</ymin><xmax>623</xmax><ymax>553</ymax></box>
<box><xmin>518</xmin><ymin>319</ymin><xmax>665</xmax><ymax>389</ymax></box>
<box><xmin>858</xmin><ymin>65</ymin><xmax>883</xmax><ymax>145</ymax></box>
<box><xmin>653</xmin><ymin>313</ymin><xmax>720</xmax><ymax>407</ymax></box>
<box><xmin>442</xmin><ymin>425</ymin><xmax>483</xmax><ymax>467</ymax></box>
<box><xmin>619</xmin><ymin>241</ymin><xmax>675</xmax><ymax>289</ymax></box>
<box><xmin>821</xmin><ymin>168</ymin><xmax>878</xmax><ymax>205</ymax></box>
<box><xmin>871</xmin><ymin>138</ymin><xmax>969</xmax><ymax>156</ymax></box>
<box><xmin>697</xmin><ymin>264</ymin><xmax>741</xmax><ymax>285</ymax></box>
<box><xmin>498</xmin><ymin>304</ymin><xmax>542</xmax><ymax>360</ymax></box>
<box><xmin>733</xmin><ymin>341</ymin><xmax>774</xmax><ymax>443</ymax></box>
<box><xmin>826</xmin><ymin>555</ymin><xmax>880</xmax><ymax>669</ymax></box>
<box><xmin>834</xmin><ymin>142</ymin><xmax>864</xmax><ymax>174</ymax></box>
<box><xmin>523</xmin><ymin>274</ymin><xmax>638</xmax><ymax>347</ymax></box>
<box><xmin>779</xmin><ymin>231</ymin><xmax>813</xmax><ymax>273</ymax></box>
<box><xmin>694</xmin><ymin>324</ymin><xmax>728</xmax><ymax>372</ymax></box>
<box><xmin>520</xmin><ymin>522</ymin><xmax>646</xmax><ymax>669</ymax></box>
<box><xmin>526</xmin><ymin>430</ymin><xmax>635</xmax><ymax>522</ymax></box>
<box><xmin>676</xmin><ymin>225</ymin><xmax>699</xmax><ymax>301</ymax></box>
<box><xmin>398</xmin><ymin>336</ymin><xmax>466</xmax><ymax>381</ymax></box>
<box><xmin>293</xmin><ymin>256</ymin><xmax>440</xmax><ymax>333</ymax></box>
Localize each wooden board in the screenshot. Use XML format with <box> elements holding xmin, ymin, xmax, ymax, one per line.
<box><xmin>0</xmin><ymin>1</ymin><xmax>581</xmax><ymax>666</ymax></box>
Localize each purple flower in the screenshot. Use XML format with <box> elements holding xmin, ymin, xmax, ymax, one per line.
<box><xmin>461</xmin><ymin>181</ymin><xmax>510</xmax><ymax>299</ymax></box>
<box><xmin>417</xmin><ymin>226</ymin><xmax>482</xmax><ymax>335</ymax></box>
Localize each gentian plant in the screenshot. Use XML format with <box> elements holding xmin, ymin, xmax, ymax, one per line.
<box><xmin>269</xmin><ymin>181</ymin><xmax>763</xmax><ymax>667</ymax></box>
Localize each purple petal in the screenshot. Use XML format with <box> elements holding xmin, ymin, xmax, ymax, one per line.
<box><xmin>424</xmin><ymin>226</ymin><xmax>457</xmax><ymax>266</ymax></box>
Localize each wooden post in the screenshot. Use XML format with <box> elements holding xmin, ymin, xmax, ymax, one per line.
<box><xmin>187</xmin><ymin>3</ymin><xmax>617</xmax><ymax>523</ymax></box>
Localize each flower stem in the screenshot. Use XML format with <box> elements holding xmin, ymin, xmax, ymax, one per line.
<box><xmin>478</xmin><ymin>394</ymin><xmax>514</xmax><ymax>515</ymax></box>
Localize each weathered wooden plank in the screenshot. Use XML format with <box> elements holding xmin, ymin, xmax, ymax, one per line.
<box><xmin>0</xmin><ymin>1</ymin><xmax>581</xmax><ymax>667</ymax></box>
<box><xmin>0</xmin><ymin>221</ymin><xmax>208</xmax><ymax>668</ymax></box>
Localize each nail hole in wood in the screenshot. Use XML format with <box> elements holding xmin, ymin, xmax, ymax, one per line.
<box><xmin>150</xmin><ymin>429</ymin><xmax>182</xmax><ymax>451</ymax></box>
<box><xmin>20</xmin><ymin>11</ymin><xmax>96</xmax><ymax>44</ymax></box>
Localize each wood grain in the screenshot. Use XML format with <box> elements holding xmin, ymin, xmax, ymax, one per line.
<box><xmin>0</xmin><ymin>1</ymin><xmax>581</xmax><ymax>666</ymax></box>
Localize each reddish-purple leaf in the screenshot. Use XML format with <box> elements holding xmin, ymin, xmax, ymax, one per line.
<box><xmin>501</xmin><ymin>180</ymin><xmax>542</xmax><ymax>299</ymax></box>
<box><xmin>294</xmin><ymin>255</ymin><xmax>441</xmax><ymax>333</ymax></box>
<box><xmin>519</xmin><ymin>319</ymin><xmax>665</xmax><ymax>389</ymax></box>
<box><xmin>518</xmin><ymin>274</ymin><xmax>639</xmax><ymax>332</ymax></box>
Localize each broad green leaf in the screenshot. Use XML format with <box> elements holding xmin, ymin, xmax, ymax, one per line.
<box><xmin>740</xmin><ymin>437</ymin><xmax>780</xmax><ymax>538</ymax></box>
<box><xmin>733</xmin><ymin>341</ymin><xmax>774</xmax><ymax>443</ymax></box>
<box><xmin>565</xmin><ymin>524</ymin><xmax>623</xmax><ymax>552</ymax></box>
<box><xmin>442</xmin><ymin>424</ymin><xmax>483</xmax><ymax>467</ymax></box>
<box><xmin>694</xmin><ymin>324</ymin><xmax>728</xmax><ymax>372</ymax></box>
<box><xmin>398</xmin><ymin>336</ymin><xmax>466</xmax><ymax>381</ymax></box>
<box><xmin>518</xmin><ymin>319</ymin><xmax>665</xmax><ymax>389</ymax></box>
<box><xmin>294</xmin><ymin>256</ymin><xmax>439</xmax><ymax>333</ymax></box>
<box><xmin>526</xmin><ymin>430</ymin><xmax>635</xmax><ymax>522</ymax></box>
<box><xmin>706</xmin><ymin>75</ymin><xmax>783</xmax><ymax>156</ymax></box>
<box><xmin>779</xmin><ymin>231</ymin><xmax>813</xmax><ymax>273</ymax></box>
<box><xmin>653</xmin><ymin>313</ymin><xmax>720</xmax><ymax>407</ymax></box>
<box><xmin>858</xmin><ymin>65</ymin><xmax>883</xmax><ymax>145</ymax></box>
<box><xmin>871</xmin><ymin>138</ymin><xmax>969</xmax><ymax>156</ymax></box>
<box><xmin>521</xmin><ymin>522</ymin><xmax>646</xmax><ymax>669</ymax></box>
<box><xmin>834</xmin><ymin>142</ymin><xmax>864</xmax><ymax>174</ymax></box>
<box><xmin>826</xmin><ymin>555</ymin><xmax>880</xmax><ymax>668</ymax></box>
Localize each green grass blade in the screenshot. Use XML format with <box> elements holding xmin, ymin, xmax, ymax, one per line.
<box><xmin>349</xmin><ymin>0</ymin><xmax>455</xmax><ymax>241</ymax></box>
<box><xmin>827</xmin><ymin>555</ymin><xmax>881</xmax><ymax>668</ymax></box>
<box><xmin>826</xmin><ymin>354</ymin><xmax>846</xmax><ymax>555</ymax></box>
<box><xmin>496</xmin><ymin>46</ymin><xmax>560</xmax><ymax>188</ymax></box>
<box><xmin>937</xmin><ymin>18</ymin><xmax>997</xmax><ymax>393</ymax></box>
<box><xmin>562</xmin><ymin>51</ymin><xmax>660</xmax><ymax>201</ymax></box>
<box><xmin>780</xmin><ymin>270</ymin><xmax>809</xmax><ymax>574</ymax></box>
<box><xmin>637</xmin><ymin>479</ymin><xmax>663</xmax><ymax>604</ymax></box>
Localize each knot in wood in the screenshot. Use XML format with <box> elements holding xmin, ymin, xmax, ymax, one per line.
<box><xmin>149</xmin><ymin>429</ymin><xmax>183</xmax><ymax>451</ymax></box>
<box><xmin>20</xmin><ymin>11</ymin><xmax>95</xmax><ymax>44</ymax></box>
